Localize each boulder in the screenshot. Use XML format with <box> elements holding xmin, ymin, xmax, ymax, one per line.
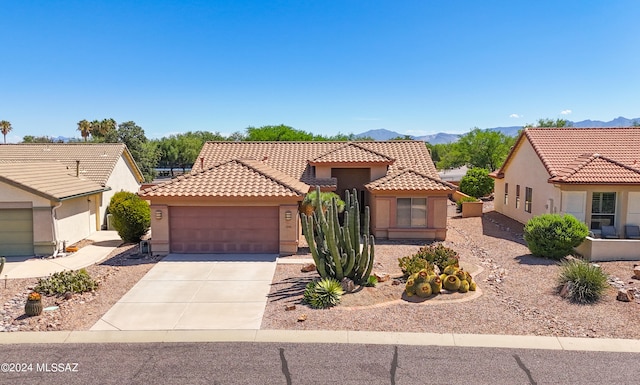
<box><xmin>340</xmin><ymin>277</ymin><xmax>355</xmax><ymax>293</ymax></box>
<box><xmin>373</xmin><ymin>272</ymin><xmax>390</xmax><ymax>283</ymax></box>
<box><xmin>633</xmin><ymin>264</ymin><xmax>640</xmax><ymax>280</ymax></box>
<box><xmin>616</xmin><ymin>289</ymin><xmax>634</xmax><ymax>302</ymax></box>
<box><xmin>301</xmin><ymin>263</ymin><xmax>316</xmax><ymax>273</ymax></box>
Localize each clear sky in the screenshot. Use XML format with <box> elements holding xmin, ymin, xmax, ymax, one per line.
<box><xmin>2</xmin><ymin>1</ymin><xmax>639</xmax><ymax>142</ymax></box>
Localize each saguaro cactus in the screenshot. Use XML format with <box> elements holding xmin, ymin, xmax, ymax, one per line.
<box><xmin>301</xmin><ymin>186</ymin><xmax>375</xmax><ymax>285</ymax></box>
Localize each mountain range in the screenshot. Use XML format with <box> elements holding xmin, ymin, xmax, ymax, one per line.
<box><xmin>356</xmin><ymin>116</ymin><xmax>640</xmax><ymax>144</ymax></box>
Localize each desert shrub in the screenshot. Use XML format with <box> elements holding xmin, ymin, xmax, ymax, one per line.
<box><xmin>34</xmin><ymin>269</ymin><xmax>98</xmax><ymax>295</ymax></box>
<box><xmin>303</xmin><ymin>278</ymin><xmax>344</xmax><ymax>309</ymax></box>
<box><xmin>557</xmin><ymin>259</ymin><xmax>608</xmax><ymax>304</ymax></box>
<box><xmin>398</xmin><ymin>243</ymin><xmax>459</xmax><ymax>277</ymax></box>
<box><xmin>459</xmin><ymin>168</ymin><xmax>494</xmax><ymax>198</ymax></box>
<box><xmin>109</xmin><ymin>191</ymin><xmax>150</xmax><ymax>243</ymax></box>
<box><xmin>524</xmin><ymin>214</ymin><xmax>589</xmax><ymax>259</ymax></box>
<box><xmin>364</xmin><ymin>275</ymin><xmax>378</xmax><ymax>287</ymax></box>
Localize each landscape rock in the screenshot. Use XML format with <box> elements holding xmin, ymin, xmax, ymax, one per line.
<box><xmin>301</xmin><ymin>263</ymin><xmax>316</xmax><ymax>273</ymax></box>
<box><xmin>340</xmin><ymin>277</ymin><xmax>355</xmax><ymax>293</ymax></box>
<box><xmin>297</xmin><ymin>314</ymin><xmax>307</xmax><ymax>322</ymax></box>
<box><xmin>284</xmin><ymin>304</ymin><xmax>296</xmax><ymax>311</ymax></box>
<box><xmin>633</xmin><ymin>264</ymin><xmax>640</xmax><ymax>280</ymax></box>
<box><xmin>617</xmin><ymin>289</ymin><xmax>634</xmax><ymax>302</ymax></box>
<box><xmin>373</xmin><ymin>272</ymin><xmax>390</xmax><ymax>283</ymax></box>
<box><xmin>559</xmin><ymin>282</ymin><xmax>574</xmax><ymax>298</ymax></box>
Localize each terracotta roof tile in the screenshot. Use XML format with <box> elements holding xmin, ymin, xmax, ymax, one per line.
<box><xmin>526</xmin><ymin>127</ymin><xmax>640</xmax><ymax>180</ymax></box>
<box><xmin>365</xmin><ymin>169</ymin><xmax>456</xmax><ymax>192</ymax></box>
<box><xmin>194</xmin><ymin>140</ymin><xmax>439</xmax><ymax>180</ymax></box>
<box><xmin>0</xmin><ymin>143</ymin><xmax>144</xmax><ymax>184</ymax></box>
<box><xmin>140</xmin><ymin>159</ymin><xmax>310</xmax><ymax>198</ymax></box>
<box><xmin>550</xmin><ymin>154</ymin><xmax>640</xmax><ymax>184</ymax></box>
<box><xmin>310</xmin><ymin>143</ymin><xmax>395</xmax><ymax>165</ymax></box>
<box><xmin>0</xmin><ymin>162</ymin><xmax>108</xmax><ymax>200</ymax></box>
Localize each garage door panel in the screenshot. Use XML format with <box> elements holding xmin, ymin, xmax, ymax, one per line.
<box><xmin>169</xmin><ymin>206</ymin><xmax>279</xmax><ymax>254</ymax></box>
<box><xmin>0</xmin><ymin>209</ymin><xmax>34</xmax><ymax>256</ymax></box>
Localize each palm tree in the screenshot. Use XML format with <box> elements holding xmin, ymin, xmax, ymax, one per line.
<box><xmin>77</xmin><ymin>120</ymin><xmax>91</xmax><ymax>142</ymax></box>
<box><xmin>0</xmin><ymin>120</ymin><xmax>12</xmax><ymax>144</ymax></box>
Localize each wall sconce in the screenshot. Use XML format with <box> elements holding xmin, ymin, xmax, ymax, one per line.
<box><xmin>155</xmin><ymin>210</ymin><xmax>163</xmax><ymax>220</ymax></box>
<box><xmin>284</xmin><ymin>210</ymin><xmax>292</xmax><ymax>221</ymax></box>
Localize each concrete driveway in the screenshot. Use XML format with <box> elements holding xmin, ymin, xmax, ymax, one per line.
<box><xmin>91</xmin><ymin>254</ymin><xmax>277</xmax><ymax>331</ymax></box>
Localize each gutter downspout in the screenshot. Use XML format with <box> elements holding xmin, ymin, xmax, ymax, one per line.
<box><xmin>51</xmin><ymin>201</ymin><xmax>63</xmax><ymax>257</ymax></box>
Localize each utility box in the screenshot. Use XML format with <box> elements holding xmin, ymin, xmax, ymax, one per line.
<box><xmin>106</xmin><ymin>214</ymin><xmax>116</xmax><ymax>230</ymax></box>
<box><xmin>139</xmin><ymin>240</ymin><xmax>151</xmax><ymax>255</ymax></box>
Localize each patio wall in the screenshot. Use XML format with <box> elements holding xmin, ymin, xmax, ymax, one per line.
<box><xmin>575</xmin><ymin>237</ymin><xmax>640</xmax><ymax>262</ymax></box>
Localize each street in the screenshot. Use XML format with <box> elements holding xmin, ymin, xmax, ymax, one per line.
<box><xmin>0</xmin><ymin>341</ymin><xmax>637</xmax><ymax>384</ymax></box>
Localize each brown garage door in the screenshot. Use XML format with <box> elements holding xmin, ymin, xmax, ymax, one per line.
<box><xmin>169</xmin><ymin>206</ymin><xmax>279</xmax><ymax>253</ymax></box>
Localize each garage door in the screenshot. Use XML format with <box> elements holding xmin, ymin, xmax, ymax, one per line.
<box><xmin>0</xmin><ymin>209</ymin><xmax>34</xmax><ymax>256</ymax></box>
<box><xmin>169</xmin><ymin>206</ymin><xmax>279</xmax><ymax>253</ymax></box>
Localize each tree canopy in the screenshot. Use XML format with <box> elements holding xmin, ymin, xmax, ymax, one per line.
<box><xmin>436</xmin><ymin>128</ymin><xmax>515</xmax><ymax>171</ymax></box>
<box><xmin>0</xmin><ymin>120</ymin><xmax>13</xmax><ymax>144</ymax></box>
<box><xmin>525</xmin><ymin>118</ymin><xmax>572</xmax><ymax>128</ymax></box>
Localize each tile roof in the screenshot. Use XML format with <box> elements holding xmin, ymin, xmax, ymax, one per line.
<box><xmin>140</xmin><ymin>159</ymin><xmax>310</xmax><ymax>198</ymax></box>
<box><xmin>365</xmin><ymin>169</ymin><xmax>456</xmax><ymax>191</ymax></box>
<box><xmin>0</xmin><ymin>143</ymin><xmax>144</xmax><ymax>185</ymax></box>
<box><xmin>0</xmin><ymin>162</ymin><xmax>108</xmax><ymax>201</ymax></box>
<box><xmin>194</xmin><ymin>140</ymin><xmax>439</xmax><ymax>179</ymax></box>
<box><xmin>549</xmin><ymin>154</ymin><xmax>640</xmax><ymax>184</ymax></box>
<box><xmin>495</xmin><ymin>127</ymin><xmax>640</xmax><ymax>184</ymax></box>
<box><xmin>309</xmin><ymin>143</ymin><xmax>395</xmax><ymax>165</ymax></box>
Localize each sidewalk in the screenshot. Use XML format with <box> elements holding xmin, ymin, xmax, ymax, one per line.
<box><xmin>1</xmin><ymin>329</ymin><xmax>639</xmax><ymax>353</ymax></box>
<box><xmin>1</xmin><ymin>231</ymin><xmax>122</xmax><ymax>279</ymax></box>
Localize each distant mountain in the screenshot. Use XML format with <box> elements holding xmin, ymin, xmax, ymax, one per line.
<box><xmin>571</xmin><ymin>116</ymin><xmax>639</xmax><ymax>128</ymax></box>
<box><xmin>413</xmin><ymin>133</ymin><xmax>460</xmax><ymax>144</ymax></box>
<box><xmin>355</xmin><ymin>129</ymin><xmax>406</xmax><ymax>141</ymax></box>
<box><xmin>355</xmin><ymin>117</ymin><xmax>640</xmax><ymax>144</ymax></box>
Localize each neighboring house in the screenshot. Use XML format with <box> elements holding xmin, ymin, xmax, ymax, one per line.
<box><xmin>140</xmin><ymin>141</ymin><xmax>455</xmax><ymax>255</ymax></box>
<box><xmin>490</xmin><ymin>127</ymin><xmax>640</xmax><ymax>259</ymax></box>
<box><xmin>0</xmin><ymin>143</ymin><xmax>144</xmax><ymax>256</ymax></box>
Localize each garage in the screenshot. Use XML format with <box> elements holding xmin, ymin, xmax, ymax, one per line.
<box><xmin>0</xmin><ymin>209</ymin><xmax>34</xmax><ymax>256</ymax></box>
<box><xmin>169</xmin><ymin>206</ymin><xmax>279</xmax><ymax>253</ymax></box>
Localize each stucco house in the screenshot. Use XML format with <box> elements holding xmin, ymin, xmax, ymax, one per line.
<box><xmin>490</xmin><ymin>127</ymin><xmax>640</xmax><ymax>260</ymax></box>
<box><xmin>140</xmin><ymin>141</ymin><xmax>455</xmax><ymax>255</ymax></box>
<box><xmin>0</xmin><ymin>143</ymin><xmax>144</xmax><ymax>256</ymax></box>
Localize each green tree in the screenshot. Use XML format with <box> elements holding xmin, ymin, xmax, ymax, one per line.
<box><xmin>90</xmin><ymin>118</ymin><xmax>117</xmax><ymax>140</ymax></box>
<box><xmin>244</xmin><ymin>124</ymin><xmax>316</xmax><ymax>141</ymax></box>
<box><xmin>77</xmin><ymin>119</ymin><xmax>91</xmax><ymax>141</ymax></box>
<box><xmin>437</xmin><ymin>128</ymin><xmax>515</xmax><ymax>171</ymax></box>
<box><xmin>22</xmin><ymin>135</ymin><xmax>62</xmax><ymax>143</ymax></box>
<box><xmin>104</xmin><ymin>121</ymin><xmax>160</xmax><ymax>182</ymax></box>
<box><xmin>0</xmin><ymin>120</ymin><xmax>12</xmax><ymax>144</ymax></box>
<box><xmin>426</xmin><ymin>142</ymin><xmax>451</xmax><ymax>164</ymax></box>
<box><xmin>459</xmin><ymin>168</ymin><xmax>494</xmax><ymax>198</ymax></box>
<box><xmin>157</xmin><ymin>131</ymin><xmax>227</xmax><ymax>175</ymax></box>
<box><xmin>525</xmin><ymin>118</ymin><xmax>572</xmax><ymax>128</ymax></box>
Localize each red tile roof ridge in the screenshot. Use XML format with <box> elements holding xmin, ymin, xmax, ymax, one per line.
<box><xmin>309</xmin><ymin>142</ymin><xmax>396</xmax><ymax>163</ymax></box>
<box><xmin>550</xmin><ymin>153</ymin><xmax>640</xmax><ymax>183</ymax></box>
<box><xmin>366</xmin><ymin>168</ymin><xmax>457</xmax><ymax>190</ymax></box>
<box><xmin>235</xmin><ymin>159</ymin><xmax>310</xmax><ymax>194</ymax></box>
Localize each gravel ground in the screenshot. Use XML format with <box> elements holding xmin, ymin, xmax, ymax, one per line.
<box><xmin>0</xmin><ymin>244</ymin><xmax>161</xmax><ymax>332</ymax></box>
<box><xmin>262</xmin><ymin>203</ymin><xmax>640</xmax><ymax>339</ymax></box>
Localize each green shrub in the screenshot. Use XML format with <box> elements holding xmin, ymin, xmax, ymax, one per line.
<box><xmin>34</xmin><ymin>269</ymin><xmax>98</xmax><ymax>295</ymax></box>
<box><xmin>364</xmin><ymin>275</ymin><xmax>378</xmax><ymax>287</ymax></box>
<box><xmin>524</xmin><ymin>214</ymin><xmax>589</xmax><ymax>259</ymax></box>
<box><xmin>303</xmin><ymin>278</ymin><xmax>344</xmax><ymax>309</ymax></box>
<box><xmin>557</xmin><ymin>259</ymin><xmax>608</xmax><ymax>304</ymax></box>
<box><xmin>398</xmin><ymin>243</ymin><xmax>459</xmax><ymax>277</ymax></box>
<box><xmin>459</xmin><ymin>168</ymin><xmax>494</xmax><ymax>198</ymax></box>
<box><xmin>109</xmin><ymin>191</ymin><xmax>150</xmax><ymax>243</ymax></box>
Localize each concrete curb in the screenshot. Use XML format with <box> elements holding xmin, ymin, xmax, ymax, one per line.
<box><xmin>1</xmin><ymin>330</ymin><xmax>639</xmax><ymax>353</ymax></box>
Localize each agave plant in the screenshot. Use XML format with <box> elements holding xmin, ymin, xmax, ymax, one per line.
<box><xmin>303</xmin><ymin>278</ymin><xmax>344</xmax><ymax>309</ymax></box>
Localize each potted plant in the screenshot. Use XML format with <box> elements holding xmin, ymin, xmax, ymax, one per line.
<box><xmin>25</xmin><ymin>291</ymin><xmax>43</xmax><ymax>317</ymax></box>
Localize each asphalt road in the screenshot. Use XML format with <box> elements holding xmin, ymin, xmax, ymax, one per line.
<box><xmin>0</xmin><ymin>342</ymin><xmax>637</xmax><ymax>384</ymax></box>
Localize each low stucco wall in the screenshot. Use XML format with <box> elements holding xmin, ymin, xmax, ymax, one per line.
<box><xmin>575</xmin><ymin>237</ymin><xmax>640</xmax><ymax>262</ymax></box>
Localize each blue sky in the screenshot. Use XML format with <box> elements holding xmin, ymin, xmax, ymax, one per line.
<box><xmin>1</xmin><ymin>1</ymin><xmax>639</xmax><ymax>142</ymax></box>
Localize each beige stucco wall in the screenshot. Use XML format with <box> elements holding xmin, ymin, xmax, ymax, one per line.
<box><xmin>0</xmin><ymin>181</ymin><xmax>51</xmax><ymax>206</ymax></box>
<box><xmin>575</xmin><ymin>237</ymin><xmax>640</xmax><ymax>262</ymax></box>
<box><xmin>102</xmin><ymin>156</ymin><xmax>142</xmax><ymax>226</ymax></box>
<box><xmin>145</xmin><ymin>196</ymin><xmax>302</xmax><ymax>256</ymax></box>
<box><xmin>493</xmin><ymin>138</ymin><xmax>561</xmax><ymax>224</ymax></box>
<box><xmin>370</xmin><ymin>192</ymin><xmax>449</xmax><ymax>240</ymax></box>
<box><xmin>56</xmin><ymin>195</ymin><xmax>100</xmax><ymax>246</ymax></box>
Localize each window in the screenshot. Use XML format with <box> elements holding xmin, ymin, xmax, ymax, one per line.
<box><xmin>590</xmin><ymin>192</ymin><xmax>616</xmax><ymax>230</ymax></box>
<box><xmin>397</xmin><ymin>198</ymin><xmax>427</xmax><ymax>227</ymax></box>
<box><xmin>525</xmin><ymin>187</ymin><xmax>532</xmax><ymax>213</ymax></box>
<box><xmin>515</xmin><ymin>185</ymin><xmax>520</xmax><ymax>209</ymax></box>
<box><xmin>504</xmin><ymin>183</ymin><xmax>509</xmax><ymax>205</ymax></box>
